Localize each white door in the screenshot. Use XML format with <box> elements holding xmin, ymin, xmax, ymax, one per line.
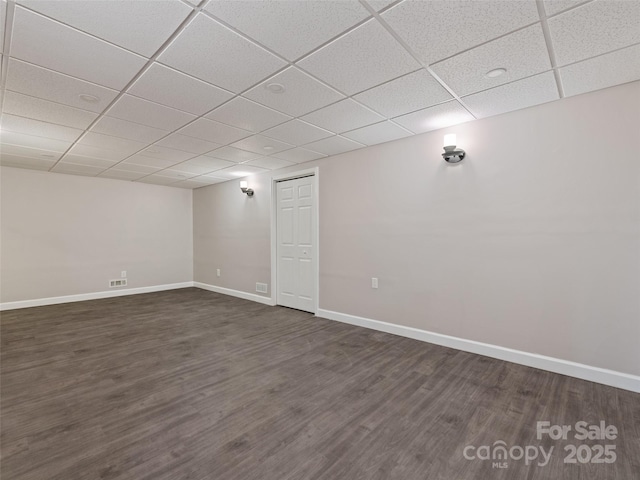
<box><xmin>276</xmin><ymin>175</ymin><xmax>316</xmax><ymax>313</ymax></box>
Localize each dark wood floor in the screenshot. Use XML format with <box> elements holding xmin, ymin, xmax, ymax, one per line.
<box><xmin>1</xmin><ymin>288</ymin><xmax>638</xmax><ymax>479</ymax></box>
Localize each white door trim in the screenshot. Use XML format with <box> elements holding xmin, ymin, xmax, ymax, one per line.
<box><xmin>270</xmin><ymin>167</ymin><xmax>319</xmax><ymax>314</ymax></box>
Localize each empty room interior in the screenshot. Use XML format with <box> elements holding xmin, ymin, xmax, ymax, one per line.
<box><xmin>1</xmin><ymin>0</ymin><xmax>639</xmax><ymax>479</ymax></box>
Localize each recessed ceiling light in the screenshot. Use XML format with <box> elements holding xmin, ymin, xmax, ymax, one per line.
<box><xmin>263</xmin><ymin>146</ymin><xmax>274</xmax><ymax>151</ymax></box>
<box><xmin>485</xmin><ymin>68</ymin><xmax>507</xmax><ymax>79</ymax></box>
<box><xmin>265</xmin><ymin>83</ymin><xmax>285</xmax><ymax>94</ymax></box>
<box><xmin>79</xmin><ymin>93</ymin><xmax>100</xmax><ymax>103</ymax></box>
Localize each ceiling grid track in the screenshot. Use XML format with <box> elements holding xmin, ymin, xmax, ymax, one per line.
<box><xmin>358</xmin><ymin>0</ymin><xmax>478</xmax><ymax>120</ymax></box>
<box><xmin>47</xmin><ymin>1</ymin><xmax>210</xmax><ymax>171</ymax></box>
<box><xmin>0</xmin><ymin>0</ymin><xmax>637</xmax><ymax>187</ymax></box>
<box><xmin>536</xmin><ymin>0</ymin><xmax>565</xmax><ymax>98</ymax></box>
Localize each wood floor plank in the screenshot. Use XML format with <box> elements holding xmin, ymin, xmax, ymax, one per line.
<box><xmin>1</xmin><ymin>288</ymin><xmax>638</xmax><ymax>479</ymax></box>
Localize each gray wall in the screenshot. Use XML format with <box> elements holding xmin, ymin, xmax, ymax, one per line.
<box><xmin>194</xmin><ymin>81</ymin><xmax>640</xmax><ymax>376</ymax></box>
<box><xmin>1</xmin><ymin>167</ymin><xmax>193</xmax><ymax>302</ymax></box>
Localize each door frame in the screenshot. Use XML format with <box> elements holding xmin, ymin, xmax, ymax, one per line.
<box><xmin>270</xmin><ymin>167</ymin><xmax>320</xmax><ymax>314</ymax></box>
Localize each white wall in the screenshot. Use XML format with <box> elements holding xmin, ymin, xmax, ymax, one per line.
<box><xmin>194</xmin><ymin>81</ymin><xmax>640</xmax><ymax>377</ymax></box>
<box><xmin>0</xmin><ymin>167</ymin><xmax>193</xmax><ymax>303</ymax></box>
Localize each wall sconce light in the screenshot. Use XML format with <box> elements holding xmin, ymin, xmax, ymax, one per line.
<box><xmin>240</xmin><ymin>180</ymin><xmax>254</xmax><ymax>197</ymax></box>
<box><xmin>442</xmin><ymin>134</ymin><xmax>466</xmax><ymax>163</ymax></box>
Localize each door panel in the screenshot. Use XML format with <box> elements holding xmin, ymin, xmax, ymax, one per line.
<box><xmin>276</xmin><ymin>175</ymin><xmax>316</xmax><ymax>312</ymax></box>
<box><xmin>280</xmin><ymin>207</ymin><xmax>294</xmax><ymax>245</ymax></box>
<box><xmin>298</xmin><ymin>205</ymin><xmax>312</xmax><ymax>245</ymax></box>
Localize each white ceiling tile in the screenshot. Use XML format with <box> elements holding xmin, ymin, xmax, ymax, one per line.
<box><xmin>3</xmin><ymin>91</ymin><xmax>98</xmax><ymax>129</ymax></box>
<box><xmin>156</xmin><ymin>134</ymin><xmax>221</xmax><ymax>155</ymax></box>
<box><xmin>244</xmin><ymin>157</ymin><xmax>296</xmax><ymax>170</ymax></box>
<box><xmin>560</xmin><ymin>44</ymin><xmax>640</xmax><ymax>97</ymax></box>
<box><xmin>178</xmin><ymin>118</ymin><xmax>251</xmax><ymax>145</ymax></box>
<box><xmin>188</xmin><ymin>155</ymin><xmax>236</xmax><ymax>170</ymax></box>
<box><xmin>106</xmin><ymin>95</ymin><xmax>196</xmax><ymax>131</ymax></box>
<box><xmin>152</xmin><ymin>169</ymin><xmax>198</xmax><ymax>180</ymax></box>
<box><xmin>5</xmin><ymin>59</ymin><xmax>119</xmax><ymax>113</ymax></box>
<box><xmin>158</xmin><ymin>13</ymin><xmax>286</xmax><ymax>93</ymax></box>
<box><xmin>262</xmin><ymin>120</ymin><xmax>333</xmax><ymax>146</ymax></box>
<box><xmin>186</xmin><ymin>175</ymin><xmax>226</xmax><ymax>185</ymax></box>
<box><xmin>549</xmin><ymin>0</ymin><xmax>640</xmax><ymax>66</ymax></box>
<box><xmin>229</xmin><ymin>135</ymin><xmax>294</xmax><ymax>155</ymax></box>
<box><xmin>52</xmin><ymin>162</ymin><xmax>104</xmax><ymax>175</ymax></box>
<box><xmin>128</xmin><ymin>63</ymin><xmax>233</xmax><ymax>115</ymax></box>
<box><xmin>60</xmin><ymin>155</ymin><xmax>117</xmax><ymax>168</ymax></box>
<box><xmin>137</xmin><ymin>146</ymin><xmax>195</xmax><ymax>163</ymax></box>
<box><xmin>297</xmin><ymin>20</ymin><xmax>420</xmax><ymax>95</ymax></box>
<box><xmin>18</xmin><ymin>0</ymin><xmax>192</xmax><ymax>57</ymax></box>
<box><xmin>171</xmin><ymin>179</ymin><xmax>216</xmax><ymax>189</ymax></box>
<box><xmin>210</xmin><ymin>165</ymin><xmax>269</xmax><ymax>179</ymax></box>
<box><xmin>343</xmin><ymin>121</ymin><xmax>413</xmax><ymax>145</ymax></box>
<box><xmin>0</xmin><ymin>130</ymin><xmax>72</xmax><ymax>152</ymax></box>
<box><xmin>204</xmin><ymin>0</ymin><xmax>369</xmax><ymax>61</ymax></box>
<box><xmin>432</xmin><ymin>25</ymin><xmax>551</xmax><ymax>97</ymax></box>
<box><xmin>169</xmin><ymin>157</ymin><xmax>233</xmax><ymax>175</ymax></box>
<box><xmin>382</xmin><ymin>0</ymin><xmax>539</xmax><ymax>64</ymax></box>
<box><xmin>136</xmin><ymin>174</ymin><xmax>182</xmax><ymax>186</ymax></box>
<box><xmin>77</xmin><ymin>132</ymin><xmax>147</xmax><ymax>154</ymax></box>
<box><xmin>66</xmin><ymin>144</ymin><xmax>131</xmax><ymax>162</ymax></box>
<box><xmin>1</xmin><ymin>114</ymin><xmax>83</xmax><ymax>142</ymax></box>
<box><xmin>463</xmin><ymin>71</ymin><xmax>559</xmax><ymax>118</ymax></box>
<box><xmin>11</xmin><ymin>7</ymin><xmax>146</xmax><ymax>89</ymax></box>
<box><xmin>92</xmin><ymin>116</ymin><xmax>170</xmax><ymax>144</ymax></box>
<box><xmin>205</xmin><ymin>146</ymin><xmax>262</xmax><ymax>163</ymax></box>
<box><xmin>353</xmin><ymin>70</ymin><xmax>452</xmax><ymax>118</ymax></box>
<box><xmin>108</xmin><ymin>162</ymin><xmax>160</xmax><ymax>174</ymax></box>
<box><xmin>188</xmin><ymin>176</ymin><xmax>227</xmax><ymax>186</ymax></box>
<box><xmin>206</xmin><ymin>97</ymin><xmax>291</xmax><ymax>132</ymax></box>
<box><xmin>122</xmin><ymin>154</ymin><xmax>179</xmax><ymax>169</ymax></box>
<box><xmin>0</xmin><ymin>143</ymin><xmax>64</xmax><ymax>161</ymax></box>
<box><xmin>393</xmin><ymin>101</ymin><xmax>474</xmax><ymax>134</ymax></box>
<box><xmin>342</xmin><ymin>121</ymin><xmax>412</xmax><ymax>146</ymax></box>
<box><xmin>68</xmin><ymin>132</ymin><xmax>146</xmax><ymax>162</ymax></box>
<box><xmin>302</xmin><ymin>136</ymin><xmax>364</xmax><ymax>156</ymax></box>
<box><xmin>243</xmin><ymin>67</ymin><xmax>344</xmax><ymax>117</ymax></box>
<box><xmin>301</xmin><ymin>99</ymin><xmax>385</xmax><ymax>133</ymax></box>
<box><xmin>270</xmin><ymin>147</ymin><xmax>327</xmax><ymax>163</ymax></box>
<box><xmin>543</xmin><ymin>0</ymin><xmax>591</xmax><ymax>16</ymax></box>
<box><xmin>98</xmin><ymin>169</ymin><xmax>147</xmax><ymax>181</ymax></box>
<box><xmin>0</xmin><ymin>154</ymin><xmax>56</xmax><ymax>170</ymax></box>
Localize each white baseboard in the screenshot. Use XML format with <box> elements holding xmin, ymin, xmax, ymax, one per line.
<box><xmin>193</xmin><ymin>282</ymin><xmax>275</xmax><ymax>306</ymax></box>
<box><xmin>316</xmin><ymin>308</ymin><xmax>640</xmax><ymax>394</ymax></box>
<box><xmin>0</xmin><ymin>282</ymin><xmax>195</xmax><ymax>311</ymax></box>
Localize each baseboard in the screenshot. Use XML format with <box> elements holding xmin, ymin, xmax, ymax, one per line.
<box><xmin>193</xmin><ymin>282</ymin><xmax>275</xmax><ymax>306</ymax></box>
<box><xmin>0</xmin><ymin>282</ymin><xmax>195</xmax><ymax>311</ymax></box>
<box><xmin>316</xmin><ymin>308</ymin><xmax>640</xmax><ymax>394</ymax></box>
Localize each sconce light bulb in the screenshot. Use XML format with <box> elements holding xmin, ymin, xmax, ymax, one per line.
<box><xmin>240</xmin><ymin>181</ymin><xmax>248</xmax><ymax>189</ymax></box>
<box><xmin>443</xmin><ymin>133</ymin><xmax>457</xmax><ymax>148</ymax></box>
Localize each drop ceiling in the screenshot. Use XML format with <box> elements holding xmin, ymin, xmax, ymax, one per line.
<box><xmin>0</xmin><ymin>0</ymin><xmax>638</xmax><ymax>189</ymax></box>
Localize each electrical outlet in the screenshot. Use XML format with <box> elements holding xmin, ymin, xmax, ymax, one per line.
<box><xmin>256</xmin><ymin>282</ymin><xmax>268</xmax><ymax>293</ymax></box>
<box><xmin>121</xmin><ymin>271</ymin><xmax>127</xmax><ymax>278</ymax></box>
<box><xmin>371</xmin><ymin>277</ymin><xmax>378</xmax><ymax>289</ymax></box>
<box><xmin>216</xmin><ymin>268</ymin><xmax>221</xmax><ymax>277</ymax></box>
<box><xmin>110</xmin><ymin>279</ymin><xmax>127</xmax><ymax>288</ymax></box>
